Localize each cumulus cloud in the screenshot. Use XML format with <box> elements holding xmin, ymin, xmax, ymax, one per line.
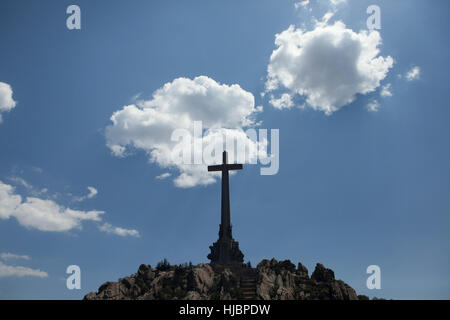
<box><xmin>0</xmin><ymin>261</ymin><xmax>48</xmax><ymax>278</ymax></box>
<box><xmin>0</xmin><ymin>180</ymin><xmax>104</xmax><ymax>232</ymax></box>
<box><xmin>105</xmin><ymin>76</ymin><xmax>266</xmax><ymax>188</ymax></box>
<box><xmin>0</xmin><ymin>253</ymin><xmax>31</xmax><ymax>261</ymax></box>
<box><xmin>99</xmin><ymin>223</ymin><xmax>140</xmax><ymax>238</ymax></box>
<box><xmin>0</xmin><ymin>82</ymin><xmax>17</xmax><ymax>123</ymax></box>
<box><xmin>405</xmin><ymin>66</ymin><xmax>420</xmax><ymax>81</ymax></box>
<box><xmin>265</xmin><ymin>21</ymin><xmax>394</xmax><ymax>114</ymax></box>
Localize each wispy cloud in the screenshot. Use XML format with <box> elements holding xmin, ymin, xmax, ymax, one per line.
<box><xmin>8</xmin><ymin>177</ymin><xmax>32</xmax><ymax>189</ymax></box>
<box><xmin>73</xmin><ymin>186</ymin><xmax>98</xmax><ymax>202</ymax></box>
<box><xmin>156</xmin><ymin>173</ymin><xmax>171</xmax><ymax>180</ymax></box>
<box><xmin>0</xmin><ymin>261</ymin><xmax>48</xmax><ymax>278</ymax></box>
<box><xmin>99</xmin><ymin>223</ymin><xmax>141</xmax><ymax>238</ymax></box>
<box><xmin>294</xmin><ymin>0</ymin><xmax>309</xmax><ymax>10</ymax></box>
<box><xmin>0</xmin><ymin>252</ymin><xmax>31</xmax><ymax>261</ymax></box>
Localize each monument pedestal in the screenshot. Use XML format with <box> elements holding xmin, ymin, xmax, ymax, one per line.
<box><xmin>208</xmin><ymin>225</ymin><xmax>244</xmax><ymax>266</ymax></box>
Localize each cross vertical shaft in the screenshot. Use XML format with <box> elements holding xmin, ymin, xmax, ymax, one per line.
<box><xmin>221</xmin><ymin>151</ymin><xmax>230</xmax><ymax>237</ymax></box>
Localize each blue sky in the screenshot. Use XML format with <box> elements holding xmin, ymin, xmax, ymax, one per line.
<box><xmin>0</xmin><ymin>0</ymin><xmax>449</xmax><ymax>299</ymax></box>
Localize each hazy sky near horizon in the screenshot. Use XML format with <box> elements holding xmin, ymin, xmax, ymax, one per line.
<box><xmin>1</xmin><ymin>0</ymin><xmax>449</xmax><ymax>299</ymax></box>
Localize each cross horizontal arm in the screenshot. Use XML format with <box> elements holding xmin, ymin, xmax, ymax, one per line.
<box><xmin>208</xmin><ymin>164</ymin><xmax>243</xmax><ymax>172</ymax></box>
<box><xmin>225</xmin><ymin>164</ymin><xmax>243</xmax><ymax>171</ymax></box>
<box><xmin>208</xmin><ymin>165</ymin><xmax>223</xmax><ymax>172</ymax></box>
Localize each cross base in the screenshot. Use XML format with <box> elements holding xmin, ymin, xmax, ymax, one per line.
<box><xmin>208</xmin><ymin>226</ymin><xmax>244</xmax><ymax>266</ymax></box>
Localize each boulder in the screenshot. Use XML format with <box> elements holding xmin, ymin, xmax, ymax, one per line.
<box><xmin>311</xmin><ymin>263</ymin><xmax>335</xmax><ymax>282</ymax></box>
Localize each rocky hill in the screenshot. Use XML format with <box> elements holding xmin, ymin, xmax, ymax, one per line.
<box><xmin>84</xmin><ymin>258</ymin><xmax>367</xmax><ymax>300</ymax></box>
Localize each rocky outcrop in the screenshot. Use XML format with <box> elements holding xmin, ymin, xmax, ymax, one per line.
<box><xmin>84</xmin><ymin>259</ymin><xmax>359</xmax><ymax>300</ymax></box>
<box><xmin>311</xmin><ymin>263</ymin><xmax>335</xmax><ymax>282</ymax></box>
<box><xmin>255</xmin><ymin>259</ymin><xmax>357</xmax><ymax>300</ymax></box>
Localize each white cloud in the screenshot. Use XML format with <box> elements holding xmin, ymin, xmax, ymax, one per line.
<box><xmin>156</xmin><ymin>173</ymin><xmax>171</xmax><ymax>180</ymax></box>
<box><xmin>1</xmin><ymin>180</ymin><xmax>140</xmax><ymax>236</ymax></box>
<box><xmin>14</xmin><ymin>198</ymin><xmax>103</xmax><ymax>232</ymax></box>
<box><xmin>330</xmin><ymin>0</ymin><xmax>347</xmax><ymax>5</ymax></box>
<box><xmin>294</xmin><ymin>0</ymin><xmax>309</xmax><ymax>9</ymax></box>
<box><xmin>99</xmin><ymin>223</ymin><xmax>140</xmax><ymax>238</ymax></box>
<box><xmin>105</xmin><ymin>76</ymin><xmax>266</xmax><ymax>188</ymax></box>
<box><xmin>0</xmin><ymin>261</ymin><xmax>48</xmax><ymax>278</ymax></box>
<box><xmin>0</xmin><ymin>180</ymin><xmax>104</xmax><ymax>232</ymax></box>
<box><xmin>380</xmin><ymin>83</ymin><xmax>392</xmax><ymax>97</ymax></box>
<box><xmin>86</xmin><ymin>186</ymin><xmax>98</xmax><ymax>199</ymax></box>
<box><xmin>405</xmin><ymin>66</ymin><xmax>420</xmax><ymax>81</ymax></box>
<box><xmin>265</xmin><ymin>21</ymin><xmax>394</xmax><ymax>114</ymax></box>
<box><xmin>367</xmin><ymin>100</ymin><xmax>380</xmax><ymax>112</ymax></box>
<box><xmin>74</xmin><ymin>186</ymin><xmax>98</xmax><ymax>202</ymax></box>
<box><xmin>0</xmin><ymin>253</ymin><xmax>31</xmax><ymax>261</ymax></box>
<box><xmin>317</xmin><ymin>11</ymin><xmax>335</xmax><ymax>26</ymax></box>
<box><xmin>269</xmin><ymin>93</ymin><xmax>294</xmax><ymax>109</ymax></box>
<box><xmin>0</xmin><ymin>82</ymin><xmax>17</xmax><ymax>123</ymax></box>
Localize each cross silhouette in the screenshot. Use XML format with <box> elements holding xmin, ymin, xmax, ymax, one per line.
<box><xmin>208</xmin><ymin>151</ymin><xmax>242</xmax><ymax>239</ymax></box>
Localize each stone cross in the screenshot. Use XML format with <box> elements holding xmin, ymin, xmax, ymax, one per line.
<box><xmin>207</xmin><ymin>151</ymin><xmax>244</xmax><ymax>265</ymax></box>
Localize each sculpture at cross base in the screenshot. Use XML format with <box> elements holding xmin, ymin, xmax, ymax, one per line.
<box><xmin>207</xmin><ymin>151</ymin><xmax>244</xmax><ymax>266</ymax></box>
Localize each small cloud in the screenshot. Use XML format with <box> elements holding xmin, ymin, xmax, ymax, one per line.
<box><xmin>156</xmin><ymin>173</ymin><xmax>171</xmax><ymax>180</ymax></box>
<box><xmin>130</xmin><ymin>92</ymin><xmax>142</xmax><ymax>103</ymax></box>
<box><xmin>330</xmin><ymin>0</ymin><xmax>347</xmax><ymax>5</ymax></box>
<box><xmin>367</xmin><ymin>100</ymin><xmax>380</xmax><ymax>112</ymax></box>
<box><xmin>405</xmin><ymin>66</ymin><xmax>421</xmax><ymax>81</ymax></box>
<box><xmin>99</xmin><ymin>223</ymin><xmax>141</xmax><ymax>238</ymax></box>
<box><xmin>0</xmin><ymin>261</ymin><xmax>48</xmax><ymax>278</ymax></box>
<box><xmin>86</xmin><ymin>186</ymin><xmax>98</xmax><ymax>199</ymax></box>
<box><xmin>269</xmin><ymin>93</ymin><xmax>294</xmax><ymax>110</ymax></box>
<box><xmin>294</xmin><ymin>0</ymin><xmax>309</xmax><ymax>9</ymax></box>
<box><xmin>74</xmin><ymin>186</ymin><xmax>98</xmax><ymax>202</ymax></box>
<box><xmin>31</xmin><ymin>167</ymin><xmax>43</xmax><ymax>174</ymax></box>
<box><xmin>318</xmin><ymin>11</ymin><xmax>335</xmax><ymax>26</ymax></box>
<box><xmin>380</xmin><ymin>83</ymin><xmax>392</xmax><ymax>97</ymax></box>
<box><xmin>0</xmin><ymin>253</ymin><xmax>31</xmax><ymax>261</ymax></box>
